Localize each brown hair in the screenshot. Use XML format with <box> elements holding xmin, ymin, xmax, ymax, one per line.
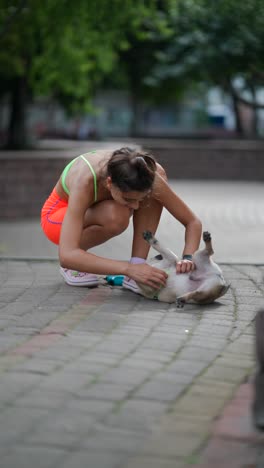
<box><xmin>107</xmin><ymin>147</ymin><xmax>157</xmax><ymax>192</ymax></box>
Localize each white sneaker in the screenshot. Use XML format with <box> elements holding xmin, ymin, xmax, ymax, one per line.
<box><xmin>122</xmin><ymin>276</ymin><xmax>142</xmax><ymax>295</ymax></box>
<box><xmin>60</xmin><ymin>268</ymin><xmax>99</xmax><ymax>287</ymax></box>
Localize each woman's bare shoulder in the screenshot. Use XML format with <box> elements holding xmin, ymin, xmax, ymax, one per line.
<box><xmin>155</xmin><ymin>162</ymin><xmax>167</xmax><ymax>180</ymax></box>
<box><xmin>153</xmin><ymin>165</ymin><xmax>169</xmax><ymax>191</ymax></box>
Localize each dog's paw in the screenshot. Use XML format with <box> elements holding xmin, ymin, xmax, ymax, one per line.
<box><xmin>176</xmin><ymin>298</ymin><xmax>185</xmax><ymax>309</ymax></box>
<box><xmin>143</xmin><ymin>231</ymin><xmax>157</xmax><ymax>245</ymax></box>
<box><xmin>203</xmin><ymin>231</ymin><xmax>211</xmax><ymax>242</ymax></box>
<box><xmin>143</xmin><ymin>231</ymin><xmax>153</xmax><ymax>242</ymax></box>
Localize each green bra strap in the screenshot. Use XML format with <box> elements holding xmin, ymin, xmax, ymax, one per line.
<box><xmin>80</xmin><ymin>155</ymin><xmax>98</xmax><ymax>202</ymax></box>
<box><xmin>61</xmin><ymin>157</ymin><xmax>78</xmax><ymax>195</ymax></box>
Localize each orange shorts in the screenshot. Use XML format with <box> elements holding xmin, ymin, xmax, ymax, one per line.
<box><xmin>41</xmin><ymin>189</ymin><xmax>68</xmax><ymax>245</ymax></box>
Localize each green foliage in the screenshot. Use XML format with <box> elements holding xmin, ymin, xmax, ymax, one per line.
<box><xmin>0</xmin><ymin>0</ymin><xmax>159</xmax><ymax>111</ymax></box>
<box><xmin>2</xmin><ymin>0</ymin><xmax>263</xmax><ymax>143</ymax></box>
<box><xmin>105</xmin><ymin>5</ymin><xmax>177</xmax><ymax>106</ymax></box>
<box><xmin>147</xmin><ymin>0</ymin><xmax>264</xmax><ymax>97</ymax></box>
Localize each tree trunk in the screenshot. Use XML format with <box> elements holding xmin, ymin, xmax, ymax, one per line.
<box><xmin>249</xmin><ymin>84</ymin><xmax>259</xmax><ymax>137</ymax></box>
<box><xmin>129</xmin><ymin>92</ymin><xmax>141</xmax><ymax>138</ymax></box>
<box><xmin>7</xmin><ymin>76</ymin><xmax>29</xmax><ymax>149</ymax></box>
<box><xmin>230</xmin><ymin>89</ymin><xmax>244</xmax><ymax>136</ymax></box>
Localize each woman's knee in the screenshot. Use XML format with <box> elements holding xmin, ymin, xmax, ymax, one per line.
<box><xmin>84</xmin><ymin>200</ymin><xmax>130</xmax><ymax>235</ymax></box>
<box><xmin>85</xmin><ymin>200</ymin><xmax>130</xmax><ymax>235</ymax></box>
<box><xmin>105</xmin><ymin>201</ymin><xmax>130</xmax><ymax>235</ymax></box>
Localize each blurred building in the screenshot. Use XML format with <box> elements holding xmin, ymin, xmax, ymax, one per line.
<box><xmin>1</xmin><ymin>87</ymin><xmax>263</xmax><ymax>143</ymax></box>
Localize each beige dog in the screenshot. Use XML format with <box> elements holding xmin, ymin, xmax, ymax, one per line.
<box><xmin>137</xmin><ymin>231</ymin><xmax>229</xmax><ymax>306</ymax></box>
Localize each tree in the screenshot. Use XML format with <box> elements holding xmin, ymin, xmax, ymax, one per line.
<box><xmin>146</xmin><ymin>0</ymin><xmax>264</xmax><ymax>136</ymax></box>
<box><xmin>0</xmin><ymin>0</ymin><xmax>157</xmax><ymax>148</ymax></box>
<box><xmin>103</xmin><ymin>2</ymin><xmax>185</xmax><ymax>137</ymax></box>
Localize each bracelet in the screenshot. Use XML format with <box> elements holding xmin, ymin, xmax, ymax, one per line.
<box><xmin>182</xmin><ymin>254</ymin><xmax>193</xmax><ymax>261</ymax></box>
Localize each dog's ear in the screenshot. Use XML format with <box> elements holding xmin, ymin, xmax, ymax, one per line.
<box><xmin>219</xmin><ymin>284</ymin><xmax>230</xmax><ymax>298</ymax></box>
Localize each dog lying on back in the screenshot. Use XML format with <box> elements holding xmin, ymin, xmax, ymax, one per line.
<box><xmin>137</xmin><ymin>231</ymin><xmax>229</xmax><ymax>306</ymax></box>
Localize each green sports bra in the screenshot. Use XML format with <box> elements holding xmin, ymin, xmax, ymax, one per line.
<box><xmin>61</xmin><ymin>151</ymin><xmax>97</xmax><ymax>202</ymax></box>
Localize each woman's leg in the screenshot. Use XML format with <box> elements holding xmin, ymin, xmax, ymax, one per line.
<box><xmin>80</xmin><ymin>200</ymin><xmax>131</xmax><ymax>250</ymax></box>
<box><xmin>122</xmin><ymin>196</ymin><xmax>163</xmax><ymax>294</ymax></box>
<box><xmin>61</xmin><ymin>200</ymin><xmax>131</xmax><ymax>287</ymax></box>
<box><xmin>131</xmin><ymin>166</ymin><xmax>168</xmax><ymax>259</ymax></box>
<box><xmin>131</xmin><ymin>196</ymin><xmax>163</xmax><ymax>259</ymax></box>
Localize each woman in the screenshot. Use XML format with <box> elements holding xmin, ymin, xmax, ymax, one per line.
<box><xmin>41</xmin><ymin>147</ymin><xmax>202</xmax><ymax>292</ymax></box>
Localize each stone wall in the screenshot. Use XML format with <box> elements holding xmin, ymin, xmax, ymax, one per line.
<box><xmin>142</xmin><ymin>139</ymin><xmax>264</xmax><ymax>181</ymax></box>
<box><xmin>1</xmin><ymin>139</ymin><xmax>264</xmax><ymax>219</ymax></box>
<box><xmin>1</xmin><ymin>157</ymin><xmax>68</xmax><ymax>218</ymax></box>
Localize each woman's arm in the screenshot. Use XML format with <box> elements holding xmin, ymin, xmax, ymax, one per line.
<box><xmin>153</xmin><ymin>173</ymin><xmax>202</xmax><ymax>272</ymax></box>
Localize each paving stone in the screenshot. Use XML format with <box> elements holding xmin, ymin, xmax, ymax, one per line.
<box><xmin>142</xmin><ymin>431</ymin><xmax>206</xmax><ymax>458</ymax></box>
<box><xmin>79</xmin><ymin>351</ymin><xmax>123</xmax><ymax>365</ymax></box>
<box><xmin>0</xmin><ymin>302</ymin><xmax>33</xmax><ymax>316</ymax></box>
<box><xmin>36</xmin><ymin>371</ymin><xmax>94</xmax><ymax>392</ymax></box>
<box><xmin>101</xmin><ymin>365</ymin><xmax>151</xmax><ymax>386</ymax></box>
<box><xmin>0</xmin><ymin>354</ymin><xmax>24</xmax><ymax>372</ymax></box>
<box><xmin>187</xmin><ymin>381</ymin><xmax>236</xmax><ymax>400</ymax></box>
<box><xmin>139</xmin><ymin>337</ymin><xmax>186</xmax><ymax>352</ymax></box>
<box><xmin>124</xmin><ymin>455</ymin><xmax>184</xmax><ymax>468</ymax></box>
<box><xmin>11</xmin><ymin>358</ymin><xmax>62</xmax><ymax>375</ymax></box>
<box><xmin>0</xmin><ymin>445</ymin><xmax>67</xmax><ymax>468</ymax></box>
<box><xmin>104</xmin><ymin>410</ymin><xmax>159</xmax><ymax>434</ymax></box>
<box><xmin>159</xmin><ymin>415</ymin><xmax>211</xmax><ymax>436</ymax></box>
<box><xmin>121</xmin><ymin>399</ymin><xmax>167</xmax><ymax>417</ymax></box>
<box><xmin>120</xmin><ymin>357</ymin><xmax>166</xmax><ymax>371</ymax></box>
<box><xmin>215</xmin><ymin>355</ymin><xmax>255</xmax><ymax>369</ymax></box>
<box><xmin>56</xmin><ymin>450</ymin><xmax>126</xmax><ymax>468</ymax></box>
<box><xmin>135</xmin><ymin>379</ymin><xmax>185</xmax><ymax>402</ymax></box>
<box><xmin>196</xmin><ymin>438</ymin><xmax>259</xmax><ymax>468</ymax></box>
<box><xmin>91</xmin><ymin>339</ymin><xmax>138</xmax><ymax>354</ymax></box>
<box><xmin>26</xmin><ymin>409</ymin><xmax>96</xmax><ymax>447</ymax></box>
<box><xmin>187</xmin><ymin>337</ymin><xmax>227</xmax><ymax>349</ymax></box>
<box><xmin>66</xmin><ymin>398</ymin><xmax>114</xmax><ymax>416</ymax></box>
<box><xmin>166</xmin><ymin>357</ymin><xmax>206</xmax><ymax>377</ymax></box>
<box><xmin>13</xmin><ymin>388</ymin><xmax>69</xmax><ymax>409</ymax></box>
<box><xmin>0</xmin><ymin>407</ymin><xmax>49</xmax><ymax>446</ymax></box>
<box><xmin>0</xmin><ymin>372</ymin><xmax>43</xmax><ymax>403</ymax></box>
<box><xmin>75</xmin><ymin>382</ymin><xmax>133</xmax><ymax>401</ymax></box>
<box><xmin>202</xmin><ymin>364</ymin><xmax>251</xmax><ymax>383</ymax></box>
<box><xmin>34</xmin><ymin>346</ymin><xmax>83</xmax><ymax>362</ymax></box>
<box><xmin>129</xmin><ymin>349</ymin><xmax>175</xmax><ymax>363</ymax></box>
<box><xmin>172</xmin><ymin>393</ymin><xmax>227</xmax><ymax>417</ymax></box>
<box><xmin>0</xmin><ymin>335</ymin><xmax>25</xmax><ymax>352</ymax></box>
<box><xmin>178</xmin><ymin>346</ymin><xmax>220</xmax><ymax>362</ymax></box>
<box><xmin>81</xmin><ymin>426</ymin><xmax>145</xmax><ymax>453</ymax></box>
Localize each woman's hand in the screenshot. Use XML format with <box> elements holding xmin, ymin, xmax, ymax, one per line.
<box><xmin>127</xmin><ymin>263</ymin><xmax>168</xmax><ymax>289</ymax></box>
<box><xmin>176</xmin><ymin>260</ymin><xmax>195</xmax><ymax>274</ymax></box>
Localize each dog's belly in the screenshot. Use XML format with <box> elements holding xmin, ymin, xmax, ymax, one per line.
<box><xmin>139</xmin><ymin>262</ymin><xmax>201</xmax><ymax>303</ymax></box>
<box><xmin>165</xmin><ymin>273</ymin><xmax>199</xmax><ymax>296</ymax></box>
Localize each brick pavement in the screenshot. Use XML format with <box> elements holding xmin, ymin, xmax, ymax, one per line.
<box><xmin>0</xmin><ymin>260</ymin><xmax>264</xmax><ymax>467</ymax></box>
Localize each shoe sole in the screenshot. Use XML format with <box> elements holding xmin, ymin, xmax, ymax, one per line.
<box><xmin>60</xmin><ymin>270</ymin><xmax>99</xmax><ymax>287</ymax></box>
